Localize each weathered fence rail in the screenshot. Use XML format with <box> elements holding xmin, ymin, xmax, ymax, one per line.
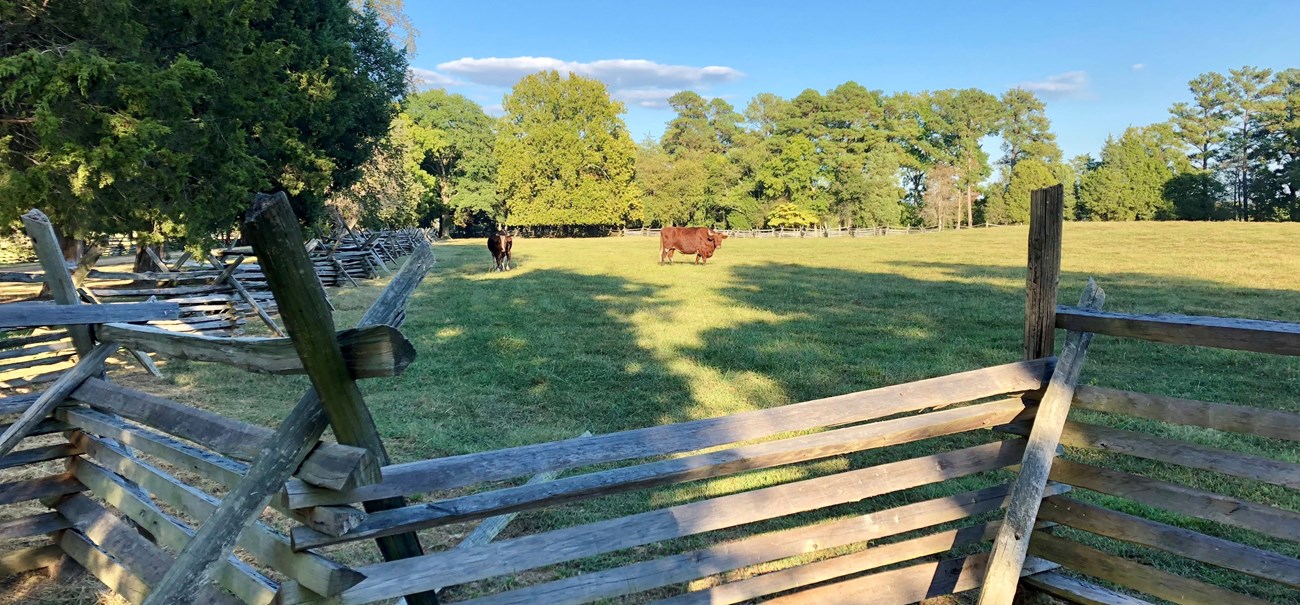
<box><xmin>2</xmin><ymin>188</ymin><xmax>1298</xmax><ymax>605</ymax></box>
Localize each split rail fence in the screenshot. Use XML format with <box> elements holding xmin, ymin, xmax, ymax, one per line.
<box><xmin>0</xmin><ymin>186</ymin><xmax>1296</xmax><ymax>605</ymax></box>
<box><xmin>0</xmin><ymin>215</ymin><xmax>431</xmax><ymax>389</ymax></box>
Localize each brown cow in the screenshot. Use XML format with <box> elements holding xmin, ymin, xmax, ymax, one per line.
<box><xmin>488</xmin><ymin>230</ymin><xmax>512</xmax><ymax>271</ymax></box>
<box><xmin>659</xmin><ymin>227</ymin><xmax>726</xmax><ymax>265</ymax></box>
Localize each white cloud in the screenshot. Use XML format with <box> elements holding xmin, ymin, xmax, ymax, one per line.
<box><xmin>1019</xmin><ymin>70</ymin><xmax>1091</xmax><ymax>99</ymax></box>
<box><xmin>433</xmin><ymin>56</ymin><xmax>743</xmax><ymax>99</ymax></box>
<box><xmin>1131</xmin><ymin>63</ymin><xmax>1146</xmax><ymax>71</ymax></box>
<box><xmin>611</xmin><ymin>88</ymin><xmax>680</xmax><ymax>109</ymax></box>
<box><xmin>409</xmin><ymin>67</ymin><xmax>460</xmax><ymax>87</ymax></box>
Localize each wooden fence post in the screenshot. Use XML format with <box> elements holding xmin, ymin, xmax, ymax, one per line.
<box><xmin>141</xmin><ymin>193</ymin><xmax>438</xmax><ymax>605</ymax></box>
<box><xmin>1024</xmin><ymin>185</ymin><xmax>1064</xmax><ymax>360</ymax></box>
<box><xmin>978</xmin><ymin>279</ymin><xmax>1104</xmax><ymax>605</ymax></box>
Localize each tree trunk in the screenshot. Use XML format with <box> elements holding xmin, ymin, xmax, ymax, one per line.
<box><xmin>133</xmin><ymin>244</ymin><xmax>165</xmax><ymax>273</ymax></box>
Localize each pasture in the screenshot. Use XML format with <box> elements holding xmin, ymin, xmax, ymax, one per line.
<box><xmin>8</xmin><ymin>221</ymin><xmax>1300</xmax><ymax>603</ymax></box>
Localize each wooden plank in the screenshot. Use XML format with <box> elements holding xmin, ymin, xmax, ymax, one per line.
<box><xmin>207</xmin><ymin>253</ymin><xmax>284</xmax><ymax>336</ymax></box>
<box><xmin>0</xmin><ymin>331</ymin><xmax>68</xmax><ymax>350</ymax></box>
<box><xmin>760</xmin><ymin>554</ymin><xmax>1058</xmax><ymax>605</ymax></box>
<box><xmin>1022</xmin><ymin>570</ymin><xmax>1155</xmax><ymax>605</ymax></box>
<box><xmin>60</xmin><ymin>530</ymin><xmax>151</xmax><ymax>603</ymax></box>
<box><xmin>451</xmin><ymin>432</ymin><xmax>592</xmax><ymax>552</ymax></box>
<box><xmin>144</xmin><ymin>192</ymin><xmax>432</xmax><ymax>605</ymax></box>
<box><xmin>0</xmin><ymin>543</ymin><xmax>62</xmax><ymax>577</ymax></box>
<box><xmin>58</xmin><ymin>494</ymin><xmax>243</xmax><ymax>604</ymax></box>
<box><xmin>0</xmin><ymin>392</ymin><xmax>41</xmax><ymax>415</ymax></box>
<box><xmin>70</xmin><ymin>458</ymin><xmax>283</xmax><ymax>605</ymax></box>
<box><xmin>1060</xmin><ymin>420</ymin><xmax>1300</xmax><ymax>489</ymax></box>
<box><xmin>1048</xmin><ymin>458</ymin><xmax>1300</xmax><ymax>541</ymax></box>
<box><xmin>0</xmin><ymin>511</ymin><xmax>70</xmax><ymax>541</ymax></box>
<box><xmin>1038</xmin><ymin>495</ymin><xmax>1300</xmax><ymax>588</ymax></box>
<box><xmin>458</xmin><ymin>484</ymin><xmax>1070</xmax><ymax>605</ymax></box>
<box><xmin>0</xmin><ymin>472</ymin><xmax>84</xmax><ymax>505</ymax></box>
<box><xmin>1056</xmin><ymin>307</ymin><xmax>1300</xmax><ymax>356</ymax></box>
<box><xmin>650</xmin><ymin>523</ymin><xmax>1049</xmax><ymax>605</ymax></box>
<box><xmin>292</xmin><ymin>398</ymin><xmax>1029</xmax><ymax>549</ymax></box>
<box><xmin>286</xmin><ymin>358</ymin><xmax>1055</xmax><ymax>508</ymax></box>
<box><xmin>1024</xmin><ymin>184</ymin><xmax>1064</xmax><ymax>360</ymax></box>
<box><xmin>60</xmin><ymin>406</ymin><xmax>364</xmax><ymax>536</ymax></box>
<box><xmin>69</xmin><ymin>431</ymin><xmax>363</xmax><ymax>597</ymax></box>
<box><xmin>0</xmin><ymin>442</ymin><xmax>83</xmax><ymax>470</ymax></box>
<box><xmin>0</xmin><ymin>351</ymin><xmax>76</xmax><ymax>373</ymax></box>
<box><xmin>0</xmin><ymin>339</ymin><xmax>76</xmax><ymax>362</ymax></box>
<box><xmin>1028</xmin><ymin>530</ymin><xmax>1272</xmax><ymax>605</ymax></box>
<box><xmin>21</xmin><ymin>209</ymin><xmax>94</xmax><ymax>355</ymax></box>
<box><xmin>0</xmin><ymin>301</ymin><xmax>181</xmax><ymax>328</ymax></box>
<box><xmin>330</xmin><ymin>439</ymin><xmax>1029</xmax><ymax>604</ymax></box>
<box><xmin>91</xmin><ymin>284</ymin><xmax>235</xmax><ymax>297</ymax></box>
<box><xmin>70</xmin><ymin>378</ymin><xmax>371</xmax><ymax>490</ymax></box>
<box><xmin>980</xmin><ymin>279</ymin><xmax>1104</xmax><ymax>605</ymax></box>
<box><xmin>0</xmin><ymin>417</ymin><xmax>71</xmax><ymax>437</ymax></box>
<box><xmin>96</xmin><ymin>322</ymin><xmax>415</xmax><ymax>378</ymax></box>
<box><xmin>0</xmin><ymin>340</ymin><xmax>119</xmax><ymax>457</ymax></box>
<box><xmin>1073</xmin><ymin>386</ymin><xmax>1300</xmax><ymax>442</ymax></box>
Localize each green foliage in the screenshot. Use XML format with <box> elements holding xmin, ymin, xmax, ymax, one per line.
<box><xmin>404</xmin><ymin>89</ymin><xmax>497</xmax><ymax>233</ymax></box>
<box><xmin>331</xmin><ymin>114</ymin><xmax>436</xmax><ymax>229</ymax></box>
<box><xmin>765</xmin><ymin>202</ymin><xmax>819</xmax><ymax>228</ymax></box>
<box><xmin>495</xmin><ymin>71</ymin><xmax>640</xmax><ymax>227</ymax></box>
<box><xmin>986</xmin><ymin>158</ymin><xmax>1058</xmax><ymax>224</ymax></box>
<box><xmin>0</xmin><ymin>0</ymin><xmax>407</xmax><ymax>248</ymax></box>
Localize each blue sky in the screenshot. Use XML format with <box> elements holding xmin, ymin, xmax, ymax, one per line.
<box><xmin>404</xmin><ymin>0</ymin><xmax>1300</xmax><ymax>160</ymax></box>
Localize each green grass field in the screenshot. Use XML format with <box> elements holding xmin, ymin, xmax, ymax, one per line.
<box><xmin>20</xmin><ymin>221</ymin><xmax>1300</xmax><ymax>603</ymax></box>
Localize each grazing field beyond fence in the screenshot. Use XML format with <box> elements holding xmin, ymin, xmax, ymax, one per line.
<box><xmin>3</xmin><ymin>220</ymin><xmax>1299</xmax><ymax>604</ymax></box>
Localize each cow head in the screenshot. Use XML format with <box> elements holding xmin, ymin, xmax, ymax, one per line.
<box><xmin>708</xmin><ymin>230</ymin><xmax>729</xmax><ymax>248</ymax></box>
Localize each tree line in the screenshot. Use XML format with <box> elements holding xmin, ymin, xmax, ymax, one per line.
<box><xmin>3</xmin><ymin>0</ymin><xmax>1296</xmax><ymax>256</ymax></box>
<box><xmin>360</xmin><ymin>66</ymin><xmax>1299</xmax><ymax>236</ymax></box>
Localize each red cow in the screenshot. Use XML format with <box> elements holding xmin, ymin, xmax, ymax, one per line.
<box><xmin>660</xmin><ymin>227</ymin><xmax>727</xmax><ymax>265</ymax></box>
<box><xmin>488</xmin><ymin>230</ymin><xmax>512</xmax><ymax>271</ymax></box>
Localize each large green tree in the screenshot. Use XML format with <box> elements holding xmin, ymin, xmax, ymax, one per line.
<box><xmin>495</xmin><ymin>71</ymin><xmax>640</xmax><ymax>228</ymax></box>
<box><xmin>404</xmin><ymin>89</ymin><xmax>497</xmax><ymax>236</ymax></box>
<box><xmin>0</xmin><ymin>0</ymin><xmax>406</xmax><ymax>264</ymax></box>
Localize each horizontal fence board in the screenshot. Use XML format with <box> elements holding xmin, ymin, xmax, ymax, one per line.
<box><xmin>1028</xmin><ymin>530</ymin><xmax>1271</xmax><ymax>605</ymax></box>
<box><xmin>1039</xmin><ymin>495</ymin><xmax>1300</xmax><ymax>589</ymax></box>
<box><xmin>648</xmin><ymin>522</ymin><xmax>1033</xmax><ymax>605</ymax></box>
<box><xmin>60</xmin><ymin>529</ymin><xmax>152</xmax><ymax>603</ymax></box>
<box><xmin>1060</xmin><ymin>420</ymin><xmax>1300</xmax><ymax>489</ymax></box>
<box><xmin>0</xmin><ymin>543</ymin><xmax>62</xmax><ymax>577</ymax></box>
<box><xmin>1021</xmin><ymin>570</ymin><xmax>1155</xmax><ymax>605</ymax></box>
<box><xmin>285</xmin><ymin>358</ymin><xmax>1054</xmax><ymax>507</ymax></box>
<box><xmin>1048</xmin><ymin>459</ymin><xmax>1300</xmax><ymax>541</ymax></box>
<box><xmin>293</xmin><ymin>398</ymin><xmax>1027</xmax><ymax>549</ymax></box>
<box><xmin>1056</xmin><ymin>307</ymin><xmax>1300</xmax><ymax>356</ymax></box>
<box><xmin>70</xmin><ymin>378</ymin><xmax>371</xmax><ymax>490</ymax></box>
<box><xmin>60</xmin><ymin>406</ymin><xmax>364</xmax><ymax>536</ymax></box>
<box><xmin>0</xmin><ymin>473</ymin><xmax>84</xmax><ymax>505</ymax></box>
<box><xmin>0</xmin><ymin>331</ymin><xmax>69</xmax><ymax>351</ymax></box>
<box><xmin>0</xmin><ymin>511</ymin><xmax>70</xmax><ymax>541</ymax></box>
<box><xmin>57</xmin><ymin>494</ymin><xmax>243</xmax><ymax>605</ymax></box>
<box><xmin>95</xmin><ymin>323</ymin><xmax>415</xmax><ymax>378</ymax></box>
<box><xmin>0</xmin><ymin>301</ymin><xmax>181</xmax><ymax>328</ymax></box>
<box><xmin>435</xmin><ymin>483</ymin><xmax>1070</xmax><ymax>605</ymax></box>
<box><xmin>757</xmin><ymin>554</ymin><xmax>1057</xmax><ymax>605</ymax></box>
<box><xmin>334</xmin><ymin>439</ymin><xmax>1029</xmax><ymax>604</ymax></box>
<box><xmin>0</xmin><ymin>352</ymin><xmax>76</xmax><ymax>373</ymax></box>
<box><xmin>0</xmin><ymin>393</ymin><xmax>41</xmax><ymax>416</ymax></box>
<box><xmin>0</xmin><ymin>442</ymin><xmax>83</xmax><ymax>470</ymax></box>
<box><xmin>70</xmin><ymin>431</ymin><xmax>363</xmax><ymax>597</ymax></box>
<box><xmin>1073</xmin><ymin>386</ymin><xmax>1300</xmax><ymax>442</ymax></box>
<box><xmin>71</xmin><ymin>458</ymin><xmax>283</xmax><ymax>605</ymax></box>
<box><xmin>0</xmin><ymin>339</ymin><xmax>75</xmax><ymax>362</ymax></box>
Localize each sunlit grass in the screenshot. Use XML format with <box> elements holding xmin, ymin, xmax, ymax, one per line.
<box><xmin>51</xmin><ymin>221</ymin><xmax>1300</xmax><ymax>602</ymax></box>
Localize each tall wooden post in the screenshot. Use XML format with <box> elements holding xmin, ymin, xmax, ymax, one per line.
<box><xmin>141</xmin><ymin>193</ymin><xmax>439</xmax><ymax>605</ymax></box>
<box><xmin>1023</xmin><ymin>185</ymin><xmax>1064</xmax><ymax>360</ymax></box>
